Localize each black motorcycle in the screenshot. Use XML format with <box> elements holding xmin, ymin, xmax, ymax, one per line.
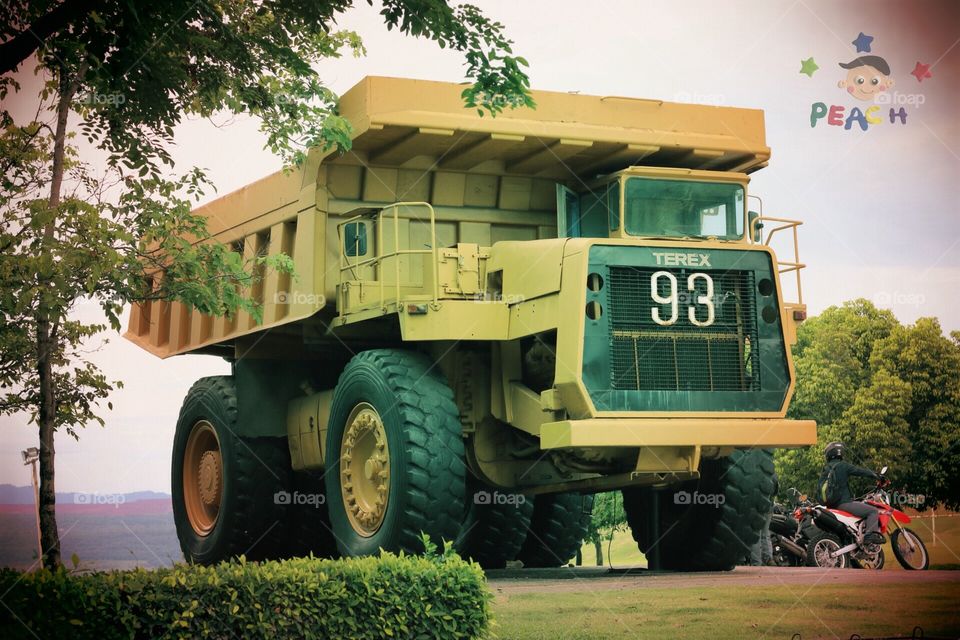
<box><xmin>770</xmin><ymin>488</ymin><xmax>819</xmax><ymax>567</ymax></box>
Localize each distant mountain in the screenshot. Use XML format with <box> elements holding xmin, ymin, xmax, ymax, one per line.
<box><xmin>0</xmin><ymin>484</ymin><xmax>170</xmax><ymax>505</ymax></box>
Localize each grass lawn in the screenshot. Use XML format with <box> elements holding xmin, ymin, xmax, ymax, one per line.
<box><xmin>576</xmin><ymin>512</ymin><xmax>960</xmax><ymax>569</ymax></box>
<box><xmin>490</xmin><ymin>582</ymin><xmax>960</xmax><ymax>639</ymax></box>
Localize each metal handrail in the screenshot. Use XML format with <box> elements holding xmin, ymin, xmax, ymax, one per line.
<box><xmin>749</xmin><ymin>215</ymin><xmax>806</xmax><ymax>305</ymax></box>
<box><xmin>337</xmin><ymin>201</ymin><xmax>439</xmax><ymax>313</ymax></box>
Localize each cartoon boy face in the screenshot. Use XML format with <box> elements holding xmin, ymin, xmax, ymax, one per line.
<box><xmin>838</xmin><ymin>55</ymin><xmax>894</xmax><ymax>101</ymax></box>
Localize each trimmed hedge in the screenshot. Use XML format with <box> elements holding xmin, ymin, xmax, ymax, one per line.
<box><xmin>0</xmin><ymin>541</ymin><xmax>491</xmax><ymax>639</ymax></box>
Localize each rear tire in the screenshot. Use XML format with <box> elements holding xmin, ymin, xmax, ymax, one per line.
<box><xmin>172</xmin><ymin>376</ymin><xmax>290</xmax><ymax>564</ymax></box>
<box><xmin>324</xmin><ymin>349</ymin><xmax>465</xmax><ymax>557</ymax></box>
<box><xmin>515</xmin><ymin>493</ymin><xmax>594</xmax><ymax>568</ymax></box>
<box><xmin>455</xmin><ymin>478</ymin><xmax>533</xmax><ymax>569</ymax></box>
<box><xmin>623</xmin><ymin>449</ymin><xmax>776</xmax><ymax>571</ymax></box>
<box><xmin>805</xmin><ymin>530</ymin><xmax>848</xmax><ymax>568</ymax></box>
<box><xmin>891</xmin><ymin>528</ymin><xmax>929</xmax><ymax>570</ymax></box>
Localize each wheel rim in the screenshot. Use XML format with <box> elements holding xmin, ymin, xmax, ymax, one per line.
<box><xmin>340</xmin><ymin>402</ymin><xmax>390</xmax><ymax>537</ymax></box>
<box><xmin>897</xmin><ymin>531</ymin><xmax>927</xmax><ymax>569</ymax></box>
<box><xmin>814</xmin><ymin>538</ymin><xmax>843</xmax><ymax>568</ymax></box>
<box><xmin>183</xmin><ymin>420</ymin><xmax>222</xmax><ymax>536</ymax></box>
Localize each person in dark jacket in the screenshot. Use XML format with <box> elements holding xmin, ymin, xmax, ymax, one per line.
<box><xmin>818</xmin><ymin>441</ymin><xmax>884</xmax><ymax>544</ymax></box>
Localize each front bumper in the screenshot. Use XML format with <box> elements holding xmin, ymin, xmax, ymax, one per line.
<box><xmin>540</xmin><ymin>418</ymin><xmax>816</xmax><ymax>449</ymax></box>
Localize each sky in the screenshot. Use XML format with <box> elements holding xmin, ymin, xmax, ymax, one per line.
<box><xmin>2</xmin><ymin>0</ymin><xmax>958</xmax><ymax>494</ymax></box>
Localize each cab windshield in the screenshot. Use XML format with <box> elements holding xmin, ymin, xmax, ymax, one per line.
<box><xmin>623</xmin><ymin>177</ymin><xmax>744</xmax><ymax>240</ymax></box>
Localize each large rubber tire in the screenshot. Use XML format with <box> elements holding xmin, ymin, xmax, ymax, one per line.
<box><xmin>891</xmin><ymin>528</ymin><xmax>929</xmax><ymax>570</ymax></box>
<box><xmin>324</xmin><ymin>349</ymin><xmax>465</xmax><ymax>557</ymax></box>
<box><xmin>515</xmin><ymin>493</ymin><xmax>594</xmax><ymax>568</ymax></box>
<box><xmin>623</xmin><ymin>449</ymin><xmax>776</xmax><ymax>571</ymax></box>
<box><xmin>172</xmin><ymin>376</ymin><xmax>290</xmax><ymax>564</ymax></box>
<box><xmin>455</xmin><ymin>477</ymin><xmax>533</xmax><ymax>569</ymax></box>
<box><xmin>805</xmin><ymin>530</ymin><xmax>848</xmax><ymax>568</ymax></box>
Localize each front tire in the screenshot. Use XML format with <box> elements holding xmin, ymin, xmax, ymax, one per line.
<box><xmin>891</xmin><ymin>528</ymin><xmax>929</xmax><ymax>570</ymax></box>
<box><xmin>324</xmin><ymin>349</ymin><xmax>465</xmax><ymax>557</ymax></box>
<box><xmin>172</xmin><ymin>376</ymin><xmax>289</xmax><ymax>564</ymax></box>
<box><xmin>623</xmin><ymin>449</ymin><xmax>776</xmax><ymax>571</ymax></box>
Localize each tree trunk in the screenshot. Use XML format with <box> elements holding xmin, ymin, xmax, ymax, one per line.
<box><xmin>35</xmin><ymin>63</ymin><xmax>79</xmax><ymax>570</ymax></box>
<box><xmin>594</xmin><ymin>539</ymin><xmax>603</xmax><ymax>566</ymax></box>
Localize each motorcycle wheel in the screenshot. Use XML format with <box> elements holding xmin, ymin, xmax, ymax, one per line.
<box><xmin>772</xmin><ymin>538</ymin><xmax>801</xmax><ymax>567</ymax></box>
<box><xmin>891</xmin><ymin>528</ymin><xmax>929</xmax><ymax>570</ymax></box>
<box><xmin>805</xmin><ymin>531</ymin><xmax>848</xmax><ymax>569</ymax></box>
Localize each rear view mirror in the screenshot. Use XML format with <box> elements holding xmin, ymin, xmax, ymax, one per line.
<box><xmin>880</xmin><ymin>466</ymin><xmax>889</xmax><ymax>476</ymax></box>
<box><xmin>748</xmin><ymin>211</ymin><xmax>762</xmax><ymax>242</ymax></box>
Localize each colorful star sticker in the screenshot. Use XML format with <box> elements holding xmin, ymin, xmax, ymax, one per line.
<box><xmin>910</xmin><ymin>61</ymin><xmax>933</xmax><ymax>82</ymax></box>
<box><xmin>799</xmin><ymin>57</ymin><xmax>819</xmax><ymax>77</ymax></box>
<box><xmin>852</xmin><ymin>32</ymin><xmax>874</xmax><ymax>53</ymax></box>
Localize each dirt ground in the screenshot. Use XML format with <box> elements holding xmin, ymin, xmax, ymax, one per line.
<box><xmin>486</xmin><ymin>564</ymin><xmax>960</xmax><ymax>596</ymax></box>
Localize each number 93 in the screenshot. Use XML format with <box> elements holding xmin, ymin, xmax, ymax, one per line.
<box><xmin>650</xmin><ymin>271</ymin><xmax>715</xmax><ymax>327</ymax></box>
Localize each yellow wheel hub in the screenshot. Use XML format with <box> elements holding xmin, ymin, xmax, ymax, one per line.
<box><xmin>340</xmin><ymin>403</ymin><xmax>390</xmax><ymax>537</ymax></box>
<box><xmin>183</xmin><ymin>420</ymin><xmax>222</xmax><ymax>536</ymax></box>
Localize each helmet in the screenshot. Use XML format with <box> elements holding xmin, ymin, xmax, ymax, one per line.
<box><xmin>824</xmin><ymin>442</ymin><xmax>844</xmax><ymax>461</ymax></box>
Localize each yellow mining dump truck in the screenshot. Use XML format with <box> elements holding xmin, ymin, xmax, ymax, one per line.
<box><xmin>127</xmin><ymin>76</ymin><xmax>816</xmax><ymax>570</ymax></box>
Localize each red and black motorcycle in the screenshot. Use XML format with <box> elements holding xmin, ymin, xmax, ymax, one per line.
<box><xmin>803</xmin><ymin>466</ymin><xmax>929</xmax><ymax>570</ymax></box>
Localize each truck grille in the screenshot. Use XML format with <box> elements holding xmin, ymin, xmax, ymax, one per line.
<box><xmin>607</xmin><ymin>266</ymin><xmax>760</xmax><ymax>391</ymax></box>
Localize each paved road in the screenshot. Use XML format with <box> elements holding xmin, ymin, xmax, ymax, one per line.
<box><xmin>486</xmin><ymin>565</ymin><xmax>960</xmax><ymax>594</ymax></box>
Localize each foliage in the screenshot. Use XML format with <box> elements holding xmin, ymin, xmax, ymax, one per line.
<box><xmin>776</xmin><ymin>299</ymin><xmax>960</xmax><ymax>509</ymax></box>
<box><xmin>0</xmin><ymin>123</ymin><xmax>289</xmax><ymax>436</ymax></box>
<box><xmin>584</xmin><ymin>492</ymin><xmax>628</xmax><ymax>547</ymax></box>
<box><xmin>2</xmin><ymin>0</ymin><xmax>531</xmax><ymax>568</ymax></box>
<box><xmin>1</xmin><ymin>0</ymin><xmax>533</xmax><ymax>170</ymax></box>
<box><xmin>0</xmin><ymin>545</ymin><xmax>492</xmax><ymax>640</ymax></box>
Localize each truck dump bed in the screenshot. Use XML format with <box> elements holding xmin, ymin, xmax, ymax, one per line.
<box><xmin>125</xmin><ymin>76</ymin><xmax>770</xmax><ymax>358</ymax></box>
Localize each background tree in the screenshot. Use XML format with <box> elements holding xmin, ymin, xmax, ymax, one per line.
<box><xmin>0</xmin><ymin>122</ymin><xmax>294</xmax><ymax>567</ymax></box>
<box><xmin>583</xmin><ymin>492</ymin><xmax>628</xmax><ymax>566</ymax></box>
<box><xmin>776</xmin><ymin>300</ymin><xmax>960</xmax><ymax>510</ymax></box>
<box><xmin>1</xmin><ymin>0</ymin><xmax>532</xmax><ymax>568</ymax></box>
<box><xmin>864</xmin><ymin>318</ymin><xmax>960</xmax><ymax>508</ymax></box>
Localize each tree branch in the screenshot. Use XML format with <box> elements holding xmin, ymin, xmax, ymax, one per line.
<box><xmin>0</xmin><ymin>0</ymin><xmax>95</xmax><ymax>76</ymax></box>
